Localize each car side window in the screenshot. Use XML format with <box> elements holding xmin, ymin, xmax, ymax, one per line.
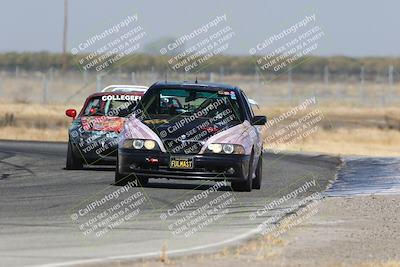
<box><xmin>241</xmin><ymin>91</ymin><xmax>254</xmax><ymax>118</ymax></box>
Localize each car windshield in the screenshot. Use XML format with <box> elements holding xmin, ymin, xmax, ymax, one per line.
<box><xmin>82</xmin><ymin>95</ymin><xmax>141</xmax><ymax>117</ymax></box>
<box><xmin>136</xmin><ymin>88</ymin><xmax>244</xmax><ymax>121</ymax></box>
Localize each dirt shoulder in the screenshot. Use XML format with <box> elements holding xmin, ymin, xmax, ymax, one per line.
<box><xmin>127</xmin><ymin>195</ymin><xmax>400</xmax><ymax>267</ymax></box>
<box><xmin>261</xmin><ymin>195</ymin><xmax>400</xmax><ymax>267</ymax></box>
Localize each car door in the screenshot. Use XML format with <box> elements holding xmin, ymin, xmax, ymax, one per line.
<box><xmin>241</xmin><ymin>91</ymin><xmax>263</xmax><ymax>171</ymax></box>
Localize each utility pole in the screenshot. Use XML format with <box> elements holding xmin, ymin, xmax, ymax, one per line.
<box><xmin>62</xmin><ymin>0</ymin><xmax>69</xmax><ymax>71</ymax></box>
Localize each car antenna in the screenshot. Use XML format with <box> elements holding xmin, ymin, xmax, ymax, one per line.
<box><xmin>195</xmin><ymin>76</ymin><xmax>198</xmax><ymax>84</ymax></box>
<box><xmin>165</xmin><ymin>72</ymin><xmax>167</xmax><ymax>83</ymax></box>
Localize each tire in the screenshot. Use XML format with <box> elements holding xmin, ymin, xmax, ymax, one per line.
<box><xmin>231</xmin><ymin>153</ymin><xmax>253</xmax><ymax>192</ymax></box>
<box><xmin>114</xmin><ymin>155</ymin><xmax>149</xmax><ymax>187</ymax></box>
<box><xmin>115</xmin><ymin>155</ymin><xmax>128</xmax><ymax>185</ymax></box>
<box><xmin>135</xmin><ymin>177</ymin><xmax>149</xmax><ymax>187</ymax></box>
<box><xmin>114</xmin><ymin>169</ymin><xmax>127</xmax><ymax>186</ymax></box>
<box><xmin>66</xmin><ymin>140</ymin><xmax>83</xmax><ymax>170</ymax></box>
<box><xmin>252</xmin><ymin>154</ymin><xmax>263</xmax><ymax>189</ymax></box>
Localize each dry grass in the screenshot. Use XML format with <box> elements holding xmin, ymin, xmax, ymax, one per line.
<box><xmin>0</xmin><ymin>101</ymin><xmax>79</xmax><ymax>122</ymax></box>
<box><xmin>267</xmin><ymin>128</ymin><xmax>400</xmax><ymax>157</ymax></box>
<box><xmin>0</xmin><ymin>126</ymin><xmax>67</xmax><ymax>141</ymax></box>
<box><xmin>257</xmin><ymin>105</ymin><xmax>400</xmax><ymax>121</ymax></box>
<box><xmin>1</xmin><ymin>101</ymin><xmax>400</xmax><ymax>156</ymax></box>
<box><xmin>0</xmin><ymin>101</ymin><xmax>78</xmax><ymax>141</ymax></box>
<box><xmin>259</xmin><ymin>105</ymin><xmax>400</xmax><ymax>156</ymax></box>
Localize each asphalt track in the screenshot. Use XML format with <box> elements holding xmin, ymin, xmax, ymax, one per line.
<box><xmin>0</xmin><ymin>140</ymin><xmax>340</xmax><ymax>267</ymax></box>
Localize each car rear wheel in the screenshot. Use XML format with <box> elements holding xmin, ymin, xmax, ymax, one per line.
<box><xmin>252</xmin><ymin>154</ymin><xmax>263</xmax><ymax>189</ymax></box>
<box><xmin>66</xmin><ymin>140</ymin><xmax>83</xmax><ymax>170</ymax></box>
<box><xmin>231</xmin><ymin>153</ymin><xmax>253</xmax><ymax>192</ymax></box>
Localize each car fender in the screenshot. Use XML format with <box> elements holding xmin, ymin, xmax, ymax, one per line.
<box><xmin>199</xmin><ymin>120</ymin><xmax>258</xmax><ymax>155</ymax></box>
<box><xmin>119</xmin><ymin>115</ymin><xmax>167</xmax><ymax>152</ymax></box>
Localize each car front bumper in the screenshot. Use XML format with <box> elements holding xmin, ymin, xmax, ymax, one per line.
<box><xmin>70</xmin><ymin>138</ymin><xmax>118</xmax><ymax>165</ymax></box>
<box><xmin>118</xmin><ymin>149</ymin><xmax>251</xmax><ymax>181</ymax></box>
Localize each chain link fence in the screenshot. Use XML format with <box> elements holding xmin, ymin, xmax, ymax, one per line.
<box><xmin>0</xmin><ymin>66</ymin><xmax>399</xmax><ymax>106</ymax></box>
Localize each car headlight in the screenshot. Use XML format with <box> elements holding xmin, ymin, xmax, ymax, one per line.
<box><xmin>144</xmin><ymin>140</ymin><xmax>156</xmax><ymax>150</ymax></box>
<box><xmin>206</xmin><ymin>143</ymin><xmax>244</xmax><ymax>154</ymax></box>
<box><xmin>223</xmin><ymin>144</ymin><xmax>234</xmax><ymax>154</ymax></box>
<box><xmin>133</xmin><ymin>139</ymin><xmax>144</xmax><ymax>149</ymax></box>
<box><xmin>123</xmin><ymin>139</ymin><xmax>159</xmax><ymax>150</ymax></box>
<box><xmin>208</xmin><ymin>143</ymin><xmax>222</xmax><ymax>153</ymax></box>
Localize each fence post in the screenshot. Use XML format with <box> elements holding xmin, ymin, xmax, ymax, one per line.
<box><xmin>83</xmin><ymin>70</ymin><xmax>88</xmax><ymax>83</ymax></box>
<box><xmin>288</xmin><ymin>67</ymin><xmax>292</xmax><ymax>103</ymax></box>
<box><xmin>255</xmin><ymin>66</ymin><xmax>259</xmax><ymax>85</ymax></box>
<box><xmin>324</xmin><ymin>65</ymin><xmax>329</xmax><ymax>85</ymax></box>
<box><xmin>384</xmin><ymin>65</ymin><xmax>394</xmax><ymax>106</ymax></box>
<box><xmin>42</xmin><ymin>73</ymin><xmax>48</xmax><ymax>104</ymax></box>
<box><xmin>209</xmin><ymin>72</ymin><xmax>214</xmax><ymax>82</ymax></box>
<box><xmin>151</xmin><ymin>66</ymin><xmax>155</xmax><ymax>82</ymax></box>
<box><xmin>360</xmin><ymin>66</ymin><xmax>365</xmax><ymax>105</ymax></box>
<box><xmin>131</xmin><ymin>72</ymin><xmax>136</xmax><ymax>84</ymax></box>
<box><xmin>49</xmin><ymin>67</ymin><xmax>54</xmax><ymax>81</ymax></box>
<box><xmin>15</xmin><ymin>65</ymin><xmax>20</xmax><ymax>78</ymax></box>
<box><xmin>96</xmin><ymin>73</ymin><xmax>102</xmax><ymax>92</ymax></box>
<box><xmin>117</xmin><ymin>66</ymin><xmax>122</xmax><ymax>83</ymax></box>
<box><xmin>388</xmin><ymin>65</ymin><xmax>394</xmax><ymax>86</ymax></box>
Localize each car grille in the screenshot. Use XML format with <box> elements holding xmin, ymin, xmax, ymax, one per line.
<box><xmin>163</xmin><ymin>139</ymin><xmax>204</xmax><ymax>154</ymax></box>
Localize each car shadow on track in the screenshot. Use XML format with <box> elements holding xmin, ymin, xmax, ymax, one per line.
<box><xmin>113</xmin><ymin>180</ymin><xmax>232</xmax><ymax>191</ymax></box>
<box><xmin>146</xmin><ymin>181</ymin><xmax>232</xmax><ymax>191</ymax></box>
<box><xmin>63</xmin><ymin>166</ymin><xmax>115</xmax><ymax>171</ymax></box>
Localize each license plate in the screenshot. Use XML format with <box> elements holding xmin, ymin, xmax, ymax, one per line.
<box><xmin>169</xmin><ymin>156</ymin><xmax>194</xmax><ymax>169</ymax></box>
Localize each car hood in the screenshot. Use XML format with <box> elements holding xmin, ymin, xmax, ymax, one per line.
<box><xmin>141</xmin><ymin>116</ymin><xmax>239</xmax><ymax>141</ymax></box>
<box><xmin>121</xmin><ymin>115</ymin><xmax>257</xmax><ymax>155</ymax></box>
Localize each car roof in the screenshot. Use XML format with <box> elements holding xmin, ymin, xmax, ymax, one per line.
<box><xmin>150</xmin><ymin>81</ymin><xmax>240</xmax><ymax>92</ymax></box>
<box><xmin>86</xmin><ymin>85</ymin><xmax>148</xmax><ymax>98</ymax></box>
<box><xmin>101</xmin><ymin>85</ymin><xmax>148</xmax><ymax>92</ymax></box>
<box><xmin>87</xmin><ymin>91</ymin><xmax>146</xmax><ymax>98</ymax></box>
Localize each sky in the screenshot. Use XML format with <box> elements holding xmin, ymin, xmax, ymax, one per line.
<box><xmin>0</xmin><ymin>0</ymin><xmax>398</xmax><ymax>57</ymax></box>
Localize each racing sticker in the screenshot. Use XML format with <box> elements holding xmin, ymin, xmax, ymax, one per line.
<box><xmin>101</xmin><ymin>95</ymin><xmax>142</xmax><ymax>101</ymax></box>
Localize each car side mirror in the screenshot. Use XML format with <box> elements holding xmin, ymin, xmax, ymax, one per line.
<box><xmin>251</xmin><ymin>115</ymin><xmax>267</xmax><ymax>125</ymax></box>
<box><xmin>65</xmin><ymin>109</ymin><xmax>77</xmax><ymax>119</ymax></box>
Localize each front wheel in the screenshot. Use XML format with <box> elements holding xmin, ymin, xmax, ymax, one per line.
<box><xmin>66</xmin><ymin>140</ymin><xmax>83</xmax><ymax>170</ymax></box>
<box><xmin>252</xmin><ymin>154</ymin><xmax>263</xmax><ymax>189</ymax></box>
<box><xmin>114</xmin><ymin>156</ymin><xmax>149</xmax><ymax>187</ymax></box>
<box><xmin>231</xmin><ymin>154</ymin><xmax>253</xmax><ymax>192</ymax></box>
<box><xmin>114</xmin><ymin>168</ymin><xmax>128</xmax><ymax>186</ymax></box>
<box><xmin>135</xmin><ymin>177</ymin><xmax>149</xmax><ymax>187</ymax></box>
